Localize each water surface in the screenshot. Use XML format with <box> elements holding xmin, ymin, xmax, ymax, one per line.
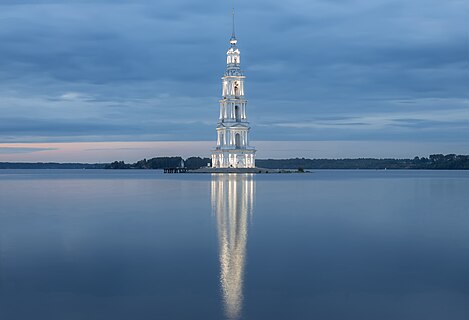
<box><xmin>0</xmin><ymin>170</ymin><xmax>468</xmax><ymax>319</ymax></box>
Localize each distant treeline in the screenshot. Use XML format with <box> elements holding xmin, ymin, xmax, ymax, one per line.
<box><xmin>1</xmin><ymin>154</ymin><xmax>468</xmax><ymax>170</ymax></box>
<box><xmin>0</xmin><ymin>162</ymin><xmax>105</xmax><ymax>169</ymax></box>
<box><xmin>105</xmin><ymin>154</ymin><xmax>469</xmax><ymax>170</ymax></box>
<box><xmin>105</xmin><ymin>157</ymin><xmax>210</xmax><ymax>170</ymax></box>
<box><xmin>257</xmin><ymin>154</ymin><xmax>469</xmax><ymax>170</ymax></box>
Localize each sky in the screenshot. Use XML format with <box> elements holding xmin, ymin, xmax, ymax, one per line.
<box><xmin>0</xmin><ymin>0</ymin><xmax>467</xmax><ymax>161</ymax></box>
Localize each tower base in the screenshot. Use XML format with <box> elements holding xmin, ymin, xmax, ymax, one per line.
<box><xmin>211</xmin><ymin>149</ymin><xmax>256</xmax><ymax>169</ymax></box>
<box><xmin>190</xmin><ymin>167</ymin><xmax>276</xmax><ymax>174</ymax></box>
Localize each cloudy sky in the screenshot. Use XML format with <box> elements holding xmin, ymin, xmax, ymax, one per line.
<box><xmin>0</xmin><ymin>0</ymin><xmax>467</xmax><ymax>161</ymax></box>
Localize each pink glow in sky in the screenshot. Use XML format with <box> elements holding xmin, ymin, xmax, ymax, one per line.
<box><xmin>1</xmin><ymin>141</ymin><xmax>467</xmax><ymax>163</ymax></box>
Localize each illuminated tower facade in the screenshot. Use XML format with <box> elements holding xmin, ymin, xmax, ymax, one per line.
<box><xmin>211</xmin><ymin>13</ymin><xmax>256</xmax><ymax>168</ymax></box>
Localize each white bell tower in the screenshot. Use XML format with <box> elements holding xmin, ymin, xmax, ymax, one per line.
<box><xmin>211</xmin><ymin>11</ymin><xmax>256</xmax><ymax>169</ymax></box>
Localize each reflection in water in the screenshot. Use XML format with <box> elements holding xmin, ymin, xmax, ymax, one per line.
<box><xmin>211</xmin><ymin>174</ymin><xmax>255</xmax><ymax>320</ymax></box>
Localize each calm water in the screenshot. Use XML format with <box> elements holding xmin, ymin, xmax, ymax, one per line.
<box><xmin>0</xmin><ymin>170</ymin><xmax>468</xmax><ymax>319</ymax></box>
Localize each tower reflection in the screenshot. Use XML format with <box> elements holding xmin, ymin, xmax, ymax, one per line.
<box><xmin>211</xmin><ymin>174</ymin><xmax>255</xmax><ymax>320</ymax></box>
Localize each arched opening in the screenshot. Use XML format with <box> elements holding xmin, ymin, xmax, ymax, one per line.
<box><xmin>235</xmin><ymin>133</ymin><xmax>241</xmax><ymax>148</ymax></box>
<box><xmin>234</xmin><ymin>82</ymin><xmax>239</xmax><ymax>96</ymax></box>
<box><xmin>235</xmin><ymin>106</ymin><xmax>240</xmax><ymax>122</ymax></box>
<box><xmin>237</xmin><ymin>156</ymin><xmax>245</xmax><ymax>168</ymax></box>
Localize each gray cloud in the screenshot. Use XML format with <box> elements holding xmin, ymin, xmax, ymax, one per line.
<box><xmin>0</xmin><ymin>0</ymin><xmax>467</xmax><ymax>149</ymax></box>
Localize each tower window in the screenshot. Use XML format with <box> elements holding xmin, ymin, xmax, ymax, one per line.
<box><xmin>235</xmin><ymin>133</ymin><xmax>241</xmax><ymax>148</ymax></box>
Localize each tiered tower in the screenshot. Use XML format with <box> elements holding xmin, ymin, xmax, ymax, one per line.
<box><xmin>211</xmin><ymin>12</ymin><xmax>256</xmax><ymax>168</ymax></box>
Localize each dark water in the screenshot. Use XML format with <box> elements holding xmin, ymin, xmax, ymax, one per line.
<box><xmin>0</xmin><ymin>170</ymin><xmax>468</xmax><ymax>320</ymax></box>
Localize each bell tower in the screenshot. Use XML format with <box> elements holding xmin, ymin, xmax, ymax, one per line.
<box><xmin>211</xmin><ymin>11</ymin><xmax>256</xmax><ymax>169</ymax></box>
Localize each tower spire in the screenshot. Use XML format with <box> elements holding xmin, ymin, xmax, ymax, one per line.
<box><xmin>231</xmin><ymin>8</ymin><xmax>236</xmax><ymax>40</ymax></box>
<box><xmin>230</xmin><ymin>8</ymin><xmax>238</xmax><ymax>46</ymax></box>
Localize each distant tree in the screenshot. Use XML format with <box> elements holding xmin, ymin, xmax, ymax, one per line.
<box><xmin>430</xmin><ymin>154</ymin><xmax>445</xmax><ymax>162</ymax></box>
<box><xmin>145</xmin><ymin>157</ymin><xmax>183</xmax><ymax>169</ymax></box>
<box><xmin>185</xmin><ymin>157</ymin><xmax>212</xmax><ymax>169</ymax></box>
<box><xmin>133</xmin><ymin>158</ymin><xmax>149</xmax><ymax>169</ymax></box>
<box><xmin>105</xmin><ymin>161</ymin><xmax>130</xmax><ymax>169</ymax></box>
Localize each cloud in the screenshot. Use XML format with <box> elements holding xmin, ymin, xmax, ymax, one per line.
<box><xmin>59</xmin><ymin>92</ymin><xmax>90</xmax><ymax>101</ymax></box>
<box><xmin>0</xmin><ymin>0</ymin><xmax>467</xmax><ymax>155</ymax></box>
<box><xmin>0</xmin><ymin>147</ymin><xmax>58</xmax><ymax>154</ymax></box>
